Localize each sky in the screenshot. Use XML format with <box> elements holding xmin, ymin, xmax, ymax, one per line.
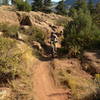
<box><xmin>7</xmin><ymin>0</ymin><xmax>61</xmax><ymax>5</ymax></box>
<box><xmin>52</xmin><ymin>0</ymin><xmax>61</xmax><ymax>2</ymax></box>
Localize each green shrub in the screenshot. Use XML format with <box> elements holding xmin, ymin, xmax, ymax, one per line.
<box><xmin>0</xmin><ymin>37</ymin><xmax>15</xmax><ymax>56</ymax></box>
<box><xmin>55</xmin><ymin>0</ymin><xmax>67</xmax><ymax>15</ymax></box>
<box><xmin>0</xmin><ymin>23</ymin><xmax>8</xmax><ymax>32</ymax></box>
<box><xmin>0</xmin><ymin>56</ymin><xmax>20</xmax><ymax>76</ymax></box>
<box><xmin>24</xmin><ymin>27</ymin><xmax>45</xmax><ymax>45</ymax></box>
<box><xmin>55</xmin><ymin>18</ymin><xmax>68</xmax><ymax>26</ymax></box>
<box><xmin>0</xmin><ymin>37</ymin><xmax>21</xmax><ymax>81</ymax></box>
<box><xmin>0</xmin><ymin>23</ymin><xmax>19</xmax><ymax>38</ymax></box>
<box><xmin>90</xmin><ymin>25</ymin><xmax>100</xmax><ymax>49</ymax></box>
<box><xmin>62</xmin><ymin>9</ymin><xmax>100</xmax><ymax>57</ymax></box>
<box><xmin>15</xmin><ymin>0</ymin><xmax>32</xmax><ymax>12</ymax></box>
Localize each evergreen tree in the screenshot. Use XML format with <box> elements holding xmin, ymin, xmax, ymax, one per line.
<box><xmin>32</xmin><ymin>0</ymin><xmax>43</xmax><ymax>11</ymax></box>
<box><xmin>69</xmin><ymin>0</ymin><xmax>89</xmax><ymax>17</ymax></box>
<box><xmin>88</xmin><ymin>0</ymin><xmax>94</xmax><ymax>14</ymax></box>
<box><xmin>62</xmin><ymin>9</ymin><xmax>95</xmax><ymax>56</ymax></box>
<box><xmin>44</xmin><ymin>0</ymin><xmax>51</xmax><ymax>7</ymax></box>
<box><xmin>69</xmin><ymin>8</ymin><xmax>77</xmax><ymax>18</ymax></box>
<box><xmin>11</xmin><ymin>0</ymin><xmax>15</xmax><ymax>4</ymax></box>
<box><xmin>15</xmin><ymin>0</ymin><xmax>32</xmax><ymax>12</ymax></box>
<box><xmin>43</xmin><ymin>0</ymin><xmax>52</xmax><ymax>12</ymax></box>
<box><xmin>93</xmin><ymin>3</ymin><xmax>100</xmax><ymax>27</ymax></box>
<box><xmin>95</xmin><ymin>2</ymin><xmax>100</xmax><ymax>13</ymax></box>
<box><xmin>74</xmin><ymin>0</ymin><xmax>88</xmax><ymax>13</ymax></box>
<box><xmin>56</xmin><ymin>0</ymin><xmax>67</xmax><ymax>15</ymax></box>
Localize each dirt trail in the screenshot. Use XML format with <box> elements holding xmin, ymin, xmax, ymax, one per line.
<box><xmin>33</xmin><ymin>60</ymin><xmax>70</xmax><ymax>100</ymax></box>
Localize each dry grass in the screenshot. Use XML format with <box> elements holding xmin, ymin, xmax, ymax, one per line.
<box><xmin>51</xmin><ymin>59</ymin><xmax>99</xmax><ymax>100</ymax></box>
<box><xmin>7</xmin><ymin>41</ymin><xmax>37</xmax><ymax>100</ymax></box>
<box><xmin>9</xmin><ymin>74</ymin><xmax>34</xmax><ymax>100</ymax></box>
<box><xmin>57</xmin><ymin>70</ymin><xmax>98</xmax><ymax>100</ymax></box>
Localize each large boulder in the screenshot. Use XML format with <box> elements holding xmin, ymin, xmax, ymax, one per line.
<box><xmin>32</xmin><ymin>41</ymin><xmax>42</xmax><ymax>51</ymax></box>
<box><xmin>0</xmin><ymin>32</ymin><xmax>4</xmax><ymax>36</ymax></box>
<box><xmin>17</xmin><ymin>32</ymin><xmax>28</xmax><ymax>41</ymax></box>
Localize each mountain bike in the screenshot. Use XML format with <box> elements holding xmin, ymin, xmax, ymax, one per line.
<box><xmin>51</xmin><ymin>41</ymin><xmax>57</xmax><ymax>58</ymax></box>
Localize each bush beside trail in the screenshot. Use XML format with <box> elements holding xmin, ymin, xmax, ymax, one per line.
<box><xmin>62</xmin><ymin>9</ymin><xmax>100</xmax><ymax>57</ymax></box>
<box><xmin>0</xmin><ymin>37</ymin><xmax>21</xmax><ymax>82</ymax></box>
<box><xmin>0</xmin><ymin>23</ymin><xmax>19</xmax><ymax>38</ymax></box>
<box><xmin>15</xmin><ymin>0</ymin><xmax>32</xmax><ymax>12</ymax></box>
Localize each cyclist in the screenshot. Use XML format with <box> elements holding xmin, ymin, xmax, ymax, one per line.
<box><xmin>50</xmin><ymin>32</ymin><xmax>58</xmax><ymax>57</ymax></box>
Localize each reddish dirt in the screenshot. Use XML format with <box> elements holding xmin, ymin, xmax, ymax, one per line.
<box><xmin>33</xmin><ymin>61</ymin><xmax>71</xmax><ymax>100</ymax></box>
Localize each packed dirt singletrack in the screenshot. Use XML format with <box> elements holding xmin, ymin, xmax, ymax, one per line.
<box><xmin>33</xmin><ymin>60</ymin><xmax>71</xmax><ymax>100</ymax></box>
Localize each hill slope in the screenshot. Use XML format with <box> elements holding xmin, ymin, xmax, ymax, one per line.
<box><xmin>64</xmin><ymin>0</ymin><xmax>100</xmax><ymax>5</ymax></box>
<box><xmin>0</xmin><ymin>6</ymin><xmax>99</xmax><ymax>100</ymax></box>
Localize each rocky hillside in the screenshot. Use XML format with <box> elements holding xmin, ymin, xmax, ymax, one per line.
<box><xmin>0</xmin><ymin>6</ymin><xmax>99</xmax><ymax>100</ymax></box>
<box><xmin>0</xmin><ymin>6</ymin><xmax>71</xmax><ymax>34</ymax></box>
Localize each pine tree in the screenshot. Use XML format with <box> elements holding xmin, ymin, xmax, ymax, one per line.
<box><xmin>93</xmin><ymin>3</ymin><xmax>100</xmax><ymax>27</ymax></box>
<box><xmin>56</xmin><ymin>0</ymin><xmax>67</xmax><ymax>15</ymax></box>
<box><xmin>43</xmin><ymin>0</ymin><xmax>52</xmax><ymax>12</ymax></box>
<box><xmin>32</xmin><ymin>0</ymin><xmax>43</xmax><ymax>11</ymax></box>
<box><xmin>62</xmin><ymin>9</ymin><xmax>94</xmax><ymax>56</ymax></box>
<box><xmin>44</xmin><ymin>0</ymin><xmax>51</xmax><ymax>7</ymax></box>
<box><xmin>69</xmin><ymin>8</ymin><xmax>78</xmax><ymax>18</ymax></box>
<box><xmin>95</xmin><ymin>2</ymin><xmax>100</xmax><ymax>13</ymax></box>
<box><xmin>15</xmin><ymin>0</ymin><xmax>32</xmax><ymax>12</ymax></box>
<box><xmin>11</xmin><ymin>0</ymin><xmax>15</xmax><ymax>4</ymax></box>
<box><xmin>74</xmin><ymin>0</ymin><xmax>88</xmax><ymax>13</ymax></box>
<box><xmin>88</xmin><ymin>0</ymin><xmax>94</xmax><ymax>14</ymax></box>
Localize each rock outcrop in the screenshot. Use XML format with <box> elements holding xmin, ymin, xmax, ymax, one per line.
<box><xmin>0</xmin><ymin>6</ymin><xmax>71</xmax><ymax>34</ymax></box>
<box><xmin>16</xmin><ymin>11</ymin><xmax>68</xmax><ymax>33</ymax></box>
<box><xmin>32</xmin><ymin>41</ymin><xmax>42</xmax><ymax>51</ymax></box>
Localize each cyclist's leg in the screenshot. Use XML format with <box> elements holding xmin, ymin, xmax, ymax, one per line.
<box><xmin>53</xmin><ymin>44</ymin><xmax>55</xmax><ymax>54</ymax></box>
<box><xmin>54</xmin><ymin>43</ymin><xmax>57</xmax><ymax>54</ymax></box>
<box><xmin>51</xmin><ymin>42</ymin><xmax>55</xmax><ymax>57</ymax></box>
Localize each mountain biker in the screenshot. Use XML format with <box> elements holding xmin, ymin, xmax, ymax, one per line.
<box><xmin>50</xmin><ymin>32</ymin><xmax>58</xmax><ymax>57</ymax></box>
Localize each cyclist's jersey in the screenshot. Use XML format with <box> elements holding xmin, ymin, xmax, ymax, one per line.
<box><xmin>51</xmin><ymin>34</ymin><xmax>58</xmax><ymax>43</ymax></box>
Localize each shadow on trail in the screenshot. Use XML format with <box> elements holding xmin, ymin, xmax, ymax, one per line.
<box><xmin>39</xmin><ymin>44</ymin><xmax>55</xmax><ymax>61</ymax></box>
<box><xmin>37</xmin><ymin>43</ymin><xmax>67</xmax><ymax>61</ymax></box>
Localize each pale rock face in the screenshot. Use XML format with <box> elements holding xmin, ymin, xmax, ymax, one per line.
<box><xmin>32</xmin><ymin>41</ymin><xmax>42</xmax><ymax>51</ymax></box>
<box><xmin>17</xmin><ymin>11</ymin><xmax>69</xmax><ymax>34</ymax></box>
<box><xmin>21</xmin><ymin>25</ymin><xmax>30</xmax><ymax>30</ymax></box>
<box><xmin>0</xmin><ymin>88</ymin><xmax>11</xmax><ymax>100</ymax></box>
<box><xmin>0</xmin><ymin>6</ymin><xmax>71</xmax><ymax>34</ymax></box>
<box><xmin>0</xmin><ymin>32</ymin><xmax>3</xmax><ymax>36</ymax></box>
